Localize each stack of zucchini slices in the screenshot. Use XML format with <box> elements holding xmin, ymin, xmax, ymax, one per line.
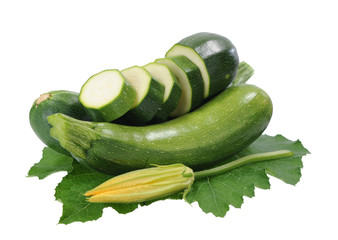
<box><xmin>79</xmin><ymin>32</ymin><xmax>239</xmax><ymax>124</ymax></box>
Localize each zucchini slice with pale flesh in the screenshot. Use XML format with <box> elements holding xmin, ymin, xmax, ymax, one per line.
<box><xmin>120</xmin><ymin>66</ymin><xmax>165</xmax><ymax>124</ymax></box>
<box><xmin>143</xmin><ymin>62</ymin><xmax>182</xmax><ymax>120</ymax></box>
<box><xmin>79</xmin><ymin>69</ymin><xmax>136</xmax><ymax>122</ymax></box>
<box><xmin>155</xmin><ymin>56</ymin><xmax>204</xmax><ymax>117</ymax></box>
<box><xmin>166</xmin><ymin>32</ymin><xmax>239</xmax><ymax>98</ymax></box>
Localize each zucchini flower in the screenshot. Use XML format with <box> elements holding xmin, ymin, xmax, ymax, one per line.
<box><xmin>84</xmin><ymin>164</ymin><xmax>194</xmax><ymax>203</ymax></box>
<box><xmin>84</xmin><ymin>150</ymin><xmax>293</xmax><ymax>203</ymax></box>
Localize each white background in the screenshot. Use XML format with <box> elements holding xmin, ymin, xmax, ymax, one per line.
<box><xmin>1</xmin><ymin>0</ymin><xmax>337</xmax><ymax>239</ymax></box>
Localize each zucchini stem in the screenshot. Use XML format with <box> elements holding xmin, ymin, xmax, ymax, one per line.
<box><xmin>194</xmin><ymin>150</ymin><xmax>294</xmax><ymax>179</ymax></box>
<box><xmin>232</xmin><ymin>61</ymin><xmax>255</xmax><ymax>86</ymax></box>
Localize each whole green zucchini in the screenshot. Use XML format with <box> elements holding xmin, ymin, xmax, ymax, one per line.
<box><xmin>29</xmin><ymin>90</ymin><xmax>91</xmax><ymax>155</ymax></box>
<box><xmin>48</xmin><ymin>84</ymin><xmax>273</xmax><ymax>174</ymax></box>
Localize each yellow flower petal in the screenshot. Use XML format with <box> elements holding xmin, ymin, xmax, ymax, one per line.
<box><xmin>84</xmin><ymin>164</ymin><xmax>194</xmax><ymax>203</ymax></box>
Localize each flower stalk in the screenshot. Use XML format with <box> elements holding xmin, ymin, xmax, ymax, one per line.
<box><xmin>194</xmin><ymin>150</ymin><xmax>294</xmax><ymax>179</ymax></box>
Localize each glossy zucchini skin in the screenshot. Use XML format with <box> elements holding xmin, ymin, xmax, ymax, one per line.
<box><xmin>29</xmin><ymin>90</ymin><xmax>91</xmax><ymax>155</ymax></box>
<box><xmin>118</xmin><ymin>76</ymin><xmax>165</xmax><ymax>125</ymax></box>
<box><xmin>166</xmin><ymin>32</ymin><xmax>239</xmax><ymax>98</ymax></box>
<box><xmin>154</xmin><ymin>79</ymin><xmax>181</xmax><ymax>120</ymax></box>
<box><xmin>48</xmin><ymin>84</ymin><xmax>273</xmax><ymax>174</ymax></box>
<box><xmin>155</xmin><ymin>56</ymin><xmax>204</xmax><ymax>117</ymax></box>
<box><xmin>143</xmin><ymin>63</ymin><xmax>182</xmax><ymax>120</ymax></box>
<box><xmin>167</xmin><ymin>56</ymin><xmax>204</xmax><ymax>111</ymax></box>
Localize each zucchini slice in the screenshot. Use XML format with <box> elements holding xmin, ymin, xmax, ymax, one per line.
<box><xmin>155</xmin><ymin>56</ymin><xmax>204</xmax><ymax>117</ymax></box>
<box><xmin>143</xmin><ymin>62</ymin><xmax>182</xmax><ymax>120</ymax></box>
<box><xmin>166</xmin><ymin>32</ymin><xmax>239</xmax><ymax>98</ymax></box>
<box><xmin>121</xmin><ymin>66</ymin><xmax>165</xmax><ymax>124</ymax></box>
<box><xmin>79</xmin><ymin>69</ymin><xmax>136</xmax><ymax>122</ymax></box>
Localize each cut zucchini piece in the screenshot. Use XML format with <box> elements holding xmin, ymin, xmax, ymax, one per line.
<box><xmin>155</xmin><ymin>56</ymin><xmax>204</xmax><ymax>117</ymax></box>
<box><xmin>121</xmin><ymin>66</ymin><xmax>165</xmax><ymax>124</ymax></box>
<box><xmin>79</xmin><ymin>69</ymin><xmax>136</xmax><ymax>122</ymax></box>
<box><xmin>166</xmin><ymin>32</ymin><xmax>239</xmax><ymax>98</ymax></box>
<box><xmin>143</xmin><ymin>62</ymin><xmax>182</xmax><ymax>120</ymax></box>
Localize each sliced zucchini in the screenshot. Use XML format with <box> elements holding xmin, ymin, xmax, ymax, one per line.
<box><xmin>79</xmin><ymin>69</ymin><xmax>136</xmax><ymax>122</ymax></box>
<box><xmin>120</xmin><ymin>66</ymin><xmax>165</xmax><ymax>124</ymax></box>
<box><xmin>155</xmin><ymin>56</ymin><xmax>204</xmax><ymax>117</ymax></box>
<box><xmin>143</xmin><ymin>62</ymin><xmax>182</xmax><ymax>120</ymax></box>
<box><xmin>166</xmin><ymin>32</ymin><xmax>239</xmax><ymax>98</ymax></box>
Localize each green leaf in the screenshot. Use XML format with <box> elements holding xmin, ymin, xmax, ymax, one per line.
<box><xmin>29</xmin><ymin>134</ymin><xmax>309</xmax><ymax>223</ymax></box>
<box><xmin>185</xmin><ymin>134</ymin><xmax>310</xmax><ymax>217</ymax></box>
<box><xmin>27</xmin><ymin>147</ymin><xmax>73</xmax><ymax>179</ymax></box>
<box><xmin>55</xmin><ymin>162</ymin><xmax>138</xmax><ymax>224</ymax></box>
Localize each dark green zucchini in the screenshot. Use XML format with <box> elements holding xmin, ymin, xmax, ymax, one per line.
<box><xmin>143</xmin><ymin>62</ymin><xmax>182</xmax><ymax>120</ymax></box>
<box><xmin>29</xmin><ymin>90</ymin><xmax>91</xmax><ymax>155</ymax></box>
<box><xmin>155</xmin><ymin>56</ymin><xmax>204</xmax><ymax>117</ymax></box>
<box><xmin>119</xmin><ymin>66</ymin><xmax>165</xmax><ymax>125</ymax></box>
<box><xmin>166</xmin><ymin>32</ymin><xmax>239</xmax><ymax>98</ymax></box>
<box><xmin>48</xmin><ymin>84</ymin><xmax>273</xmax><ymax>174</ymax></box>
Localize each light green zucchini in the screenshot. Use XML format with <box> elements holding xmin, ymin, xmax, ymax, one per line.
<box><xmin>48</xmin><ymin>84</ymin><xmax>273</xmax><ymax>175</ymax></box>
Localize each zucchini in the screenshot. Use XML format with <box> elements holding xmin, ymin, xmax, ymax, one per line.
<box><xmin>166</xmin><ymin>32</ymin><xmax>239</xmax><ymax>98</ymax></box>
<box><xmin>143</xmin><ymin>62</ymin><xmax>182</xmax><ymax>120</ymax></box>
<box><xmin>29</xmin><ymin>90</ymin><xmax>91</xmax><ymax>155</ymax></box>
<box><xmin>119</xmin><ymin>66</ymin><xmax>165</xmax><ymax>124</ymax></box>
<box><xmin>232</xmin><ymin>61</ymin><xmax>254</xmax><ymax>86</ymax></box>
<box><xmin>79</xmin><ymin>69</ymin><xmax>136</xmax><ymax>122</ymax></box>
<box><xmin>155</xmin><ymin>56</ymin><xmax>204</xmax><ymax>117</ymax></box>
<box><xmin>48</xmin><ymin>84</ymin><xmax>273</xmax><ymax>174</ymax></box>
